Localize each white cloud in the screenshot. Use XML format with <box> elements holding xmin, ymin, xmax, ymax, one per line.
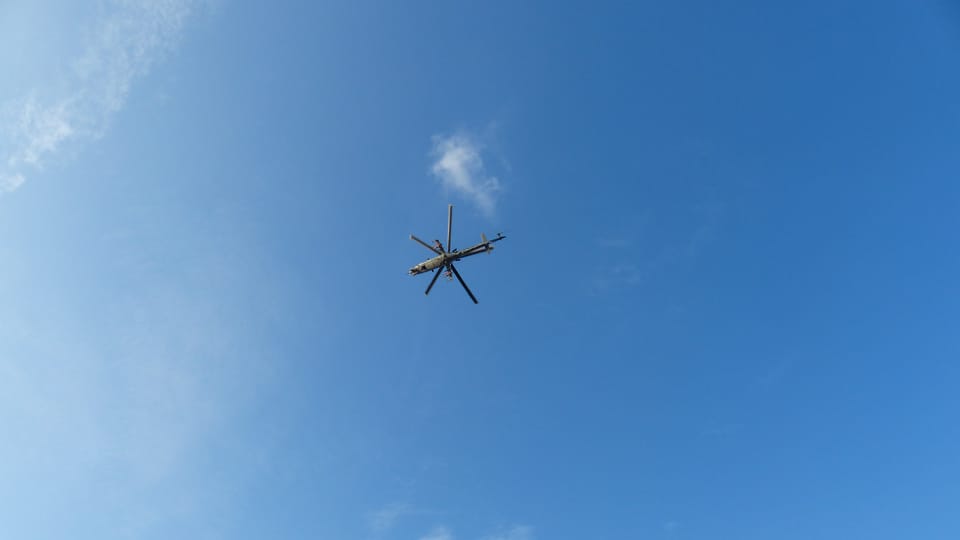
<box><xmin>430</xmin><ymin>133</ymin><xmax>501</xmax><ymax>217</ymax></box>
<box><xmin>5</xmin><ymin>98</ymin><xmax>74</xmax><ymax>169</ymax></box>
<box><xmin>0</xmin><ymin>0</ymin><xmax>199</xmax><ymax>193</ymax></box>
<box><xmin>420</xmin><ymin>525</ymin><xmax>454</xmax><ymax>540</ymax></box>
<box><xmin>481</xmin><ymin>525</ymin><xmax>535</xmax><ymax>540</ymax></box>
<box><xmin>0</xmin><ymin>173</ymin><xmax>25</xmax><ymax>192</ymax></box>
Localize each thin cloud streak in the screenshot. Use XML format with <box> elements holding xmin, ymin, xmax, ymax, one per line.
<box><xmin>420</xmin><ymin>525</ymin><xmax>454</xmax><ymax>540</ymax></box>
<box><xmin>482</xmin><ymin>525</ymin><xmax>535</xmax><ymax>540</ymax></box>
<box><xmin>430</xmin><ymin>133</ymin><xmax>501</xmax><ymax>217</ymax></box>
<box><xmin>368</xmin><ymin>502</ymin><xmax>415</xmax><ymax>533</ymax></box>
<box><xmin>0</xmin><ymin>0</ymin><xmax>199</xmax><ymax>193</ymax></box>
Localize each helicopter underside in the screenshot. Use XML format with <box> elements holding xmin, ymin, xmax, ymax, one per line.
<box><xmin>409</xmin><ymin>255</ymin><xmax>446</xmax><ymax>275</ymax></box>
<box><xmin>407</xmin><ymin>205</ymin><xmax>505</xmax><ymax>303</ymax></box>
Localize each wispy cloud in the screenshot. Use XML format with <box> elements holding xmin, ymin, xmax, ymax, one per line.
<box><xmin>481</xmin><ymin>525</ymin><xmax>535</xmax><ymax>540</ymax></box>
<box><xmin>700</xmin><ymin>423</ymin><xmax>743</xmax><ymax>438</ymax></box>
<box><xmin>430</xmin><ymin>133</ymin><xmax>501</xmax><ymax>217</ymax></box>
<box><xmin>591</xmin><ymin>263</ymin><xmax>644</xmax><ymax>293</ymax></box>
<box><xmin>420</xmin><ymin>525</ymin><xmax>454</xmax><ymax>540</ymax></box>
<box><xmin>368</xmin><ymin>502</ymin><xmax>416</xmax><ymax>534</ymax></box>
<box><xmin>0</xmin><ymin>0</ymin><xmax>199</xmax><ymax>193</ymax></box>
<box><xmin>0</xmin><ymin>172</ymin><xmax>25</xmax><ymax>192</ymax></box>
<box><xmin>589</xmin><ymin>200</ymin><xmax>723</xmax><ymax>296</ymax></box>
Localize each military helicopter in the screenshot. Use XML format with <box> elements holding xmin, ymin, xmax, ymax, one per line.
<box><xmin>409</xmin><ymin>204</ymin><xmax>506</xmax><ymax>304</ymax></box>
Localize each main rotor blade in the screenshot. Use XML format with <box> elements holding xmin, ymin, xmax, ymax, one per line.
<box><xmin>424</xmin><ymin>267</ymin><xmax>443</xmax><ymax>296</ymax></box>
<box><xmin>448</xmin><ymin>264</ymin><xmax>478</xmax><ymax>304</ymax></box>
<box><xmin>411</xmin><ymin>234</ymin><xmax>442</xmax><ymax>255</ymax></box>
<box><xmin>446</xmin><ymin>204</ymin><xmax>453</xmax><ymax>252</ymax></box>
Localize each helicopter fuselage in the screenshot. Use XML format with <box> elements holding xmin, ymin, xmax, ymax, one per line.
<box><xmin>409</xmin><ymin>254</ymin><xmax>447</xmax><ymax>275</ymax></box>
<box><xmin>409</xmin><ymin>245</ymin><xmax>481</xmax><ymax>275</ymax></box>
<box><xmin>408</xmin><ymin>234</ymin><xmax>504</xmax><ymax>275</ymax></box>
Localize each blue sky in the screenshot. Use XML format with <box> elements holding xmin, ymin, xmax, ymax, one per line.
<box><xmin>2</xmin><ymin>1</ymin><xmax>960</xmax><ymax>538</ymax></box>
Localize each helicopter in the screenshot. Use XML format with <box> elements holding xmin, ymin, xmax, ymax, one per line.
<box><xmin>408</xmin><ymin>204</ymin><xmax>506</xmax><ymax>304</ymax></box>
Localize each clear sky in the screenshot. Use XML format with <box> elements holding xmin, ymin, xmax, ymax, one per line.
<box><xmin>2</xmin><ymin>1</ymin><xmax>960</xmax><ymax>539</ymax></box>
